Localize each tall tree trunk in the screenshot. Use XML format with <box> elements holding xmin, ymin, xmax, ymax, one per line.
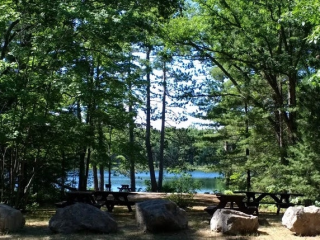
<box><xmin>127</xmin><ymin>55</ymin><xmax>136</xmax><ymax>192</ymax></box>
<box><xmin>61</xmin><ymin>151</ymin><xmax>66</xmax><ymax>196</ymax></box>
<box><xmin>99</xmin><ymin>166</ymin><xmax>104</xmax><ymax>191</ymax></box>
<box><xmin>93</xmin><ymin>164</ymin><xmax>98</xmax><ymax>190</ymax></box>
<box><xmin>97</xmin><ymin>123</ymin><xmax>105</xmax><ymax>191</ymax></box>
<box><xmin>129</xmin><ymin>106</ymin><xmax>136</xmax><ymax>191</ymax></box>
<box><xmin>78</xmin><ymin>147</ymin><xmax>87</xmax><ymax>191</ymax></box>
<box><xmin>158</xmin><ymin>61</ymin><xmax>167</xmax><ymax>191</ymax></box>
<box><xmin>245</xmin><ymin>102</ymin><xmax>250</xmax><ymax>191</ymax></box>
<box><xmin>145</xmin><ymin>46</ymin><xmax>157</xmax><ymax>191</ymax></box>
<box><xmin>77</xmin><ymin>98</ymin><xmax>87</xmax><ymax>190</ymax></box>
<box><xmin>85</xmin><ymin>147</ymin><xmax>91</xmax><ymax>188</ymax></box>
<box><xmin>277</xmin><ymin>78</ymin><xmax>289</xmax><ymax>165</ymax></box>
<box><xmin>107</xmin><ymin>126</ymin><xmax>112</xmax><ymax>188</ymax></box>
<box><xmin>288</xmin><ymin>74</ymin><xmax>297</xmax><ymax>144</ymax></box>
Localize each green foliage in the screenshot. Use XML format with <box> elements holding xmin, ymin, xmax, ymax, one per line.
<box><xmin>223</xmin><ymin>190</ymin><xmax>234</xmax><ymax>195</ymax></box>
<box><xmin>161</xmin><ymin>182</ymin><xmax>176</xmax><ymax>193</ymax></box>
<box><xmin>165</xmin><ymin>173</ymin><xmax>202</xmax><ymax>208</ymax></box>
<box><xmin>25</xmin><ymin>202</ymin><xmax>40</xmax><ymax>213</ymax></box>
<box><xmin>164</xmin><ymin>0</ymin><xmax>320</xmax><ymax>196</ymax></box>
<box><xmin>0</xmin><ymin>0</ymin><xmax>183</xmax><ymax>207</ymax></box>
<box><xmin>2</xmin><ymin>0</ymin><xmax>320</xmax><ymax>207</ymax></box>
<box><xmin>144</xmin><ymin>180</ymin><xmax>152</xmax><ymax>192</ymax></box>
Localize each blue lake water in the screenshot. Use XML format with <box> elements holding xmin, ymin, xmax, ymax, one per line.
<box><xmin>67</xmin><ymin>170</ymin><xmax>225</xmax><ymax>193</ymax></box>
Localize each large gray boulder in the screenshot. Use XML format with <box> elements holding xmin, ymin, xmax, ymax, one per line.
<box><xmin>0</xmin><ymin>204</ymin><xmax>25</xmax><ymax>233</ymax></box>
<box><xmin>49</xmin><ymin>203</ymin><xmax>117</xmax><ymax>234</ymax></box>
<box><xmin>282</xmin><ymin>205</ymin><xmax>320</xmax><ymax>236</ymax></box>
<box><xmin>210</xmin><ymin>209</ymin><xmax>259</xmax><ymax>235</ymax></box>
<box><xmin>135</xmin><ymin>199</ymin><xmax>188</xmax><ymax>232</ymax></box>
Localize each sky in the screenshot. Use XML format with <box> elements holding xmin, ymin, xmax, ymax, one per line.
<box><xmin>133</xmin><ymin>51</ymin><xmax>213</xmax><ymax>130</ymax></box>
<box><xmin>151</xmin><ymin>115</ymin><xmax>211</xmax><ymax>130</ymax></box>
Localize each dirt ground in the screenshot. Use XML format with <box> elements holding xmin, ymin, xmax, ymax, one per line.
<box><xmin>0</xmin><ymin>193</ymin><xmax>318</xmax><ymax>240</ymax></box>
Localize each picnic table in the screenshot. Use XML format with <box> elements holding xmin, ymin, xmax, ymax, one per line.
<box><xmin>55</xmin><ymin>191</ymin><xmax>102</xmax><ymax>208</ymax></box>
<box><xmin>234</xmin><ymin>191</ymin><xmax>304</xmax><ymax>214</ymax></box>
<box><xmin>204</xmin><ymin>194</ymin><xmax>258</xmax><ymax>215</ymax></box>
<box><xmin>93</xmin><ymin>191</ymin><xmax>136</xmax><ymax>212</ymax></box>
<box><xmin>118</xmin><ymin>184</ymin><xmax>131</xmax><ymax>192</ymax></box>
<box><xmin>105</xmin><ymin>184</ymin><xmax>111</xmax><ymax>191</ymax></box>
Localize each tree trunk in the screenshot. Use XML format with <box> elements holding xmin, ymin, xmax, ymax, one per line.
<box><xmin>61</xmin><ymin>151</ymin><xmax>66</xmax><ymax>196</ymax></box>
<box><xmin>158</xmin><ymin>61</ymin><xmax>167</xmax><ymax>191</ymax></box>
<box><xmin>76</xmin><ymin>100</ymin><xmax>87</xmax><ymax>191</ymax></box>
<box><xmin>85</xmin><ymin>147</ymin><xmax>91</xmax><ymax>188</ymax></box>
<box><xmin>107</xmin><ymin>126</ymin><xmax>112</xmax><ymax>188</ymax></box>
<box><xmin>128</xmin><ymin>57</ymin><xmax>136</xmax><ymax>192</ymax></box>
<box><xmin>145</xmin><ymin>46</ymin><xmax>157</xmax><ymax>191</ymax></box>
<box><xmin>99</xmin><ymin>166</ymin><xmax>104</xmax><ymax>191</ymax></box>
<box><xmin>78</xmin><ymin>147</ymin><xmax>87</xmax><ymax>191</ymax></box>
<box><xmin>93</xmin><ymin>164</ymin><xmax>98</xmax><ymax>190</ymax></box>
<box><xmin>288</xmin><ymin>74</ymin><xmax>297</xmax><ymax>144</ymax></box>
<box><xmin>129</xmin><ymin>111</ymin><xmax>136</xmax><ymax>191</ymax></box>
<box><xmin>245</xmin><ymin>102</ymin><xmax>250</xmax><ymax>191</ymax></box>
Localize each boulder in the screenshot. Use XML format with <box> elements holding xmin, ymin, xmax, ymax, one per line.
<box><xmin>49</xmin><ymin>202</ymin><xmax>117</xmax><ymax>234</ymax></box>
<box><xmin>210</xmin><ymin>209</ymin><xmax>259</xmax><ymax>235</ymax></box>
<box><xmin>282</xmin><ymin>205</ymin><xmax>320</xmax><ymax>236</ymax></box>
<box><xmin>135</xmin><ymin>199</ymin><xmax>188</xmax><ymax>232</ymax></box>
<box><xmin>0</xmin><ymin>204</ymin><xmax>25</xmax><ymax>233</ymax></box>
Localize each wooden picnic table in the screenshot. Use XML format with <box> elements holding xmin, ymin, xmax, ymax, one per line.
<box><xmin>204</xmin><ymin>194</ymin><xmax>258</xmax><ymax>215</ymax></box>
<box><xmin>118</xmin><ymin>184</ymin><xmax>131</xmax><ymax>192</ymax></box>
<box><xmin>234</xmin><ymin>191</ymin><xmax>304</xmax><ymax>214</ymax></box>
<box><xmin>55</xmin><ymin>191</ymin><xmax>102</xmax><ymax>208</ymax></box>
<box><xmin>93</xmin><ymin>191</ymin><xmax>136</xmax><ymax>212</ymax></box>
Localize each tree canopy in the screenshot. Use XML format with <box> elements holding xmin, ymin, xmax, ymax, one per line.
<box><xmin>1</xmin><ymin>0</ymin><xmax>320</xmax><ymax>208</ymax></box>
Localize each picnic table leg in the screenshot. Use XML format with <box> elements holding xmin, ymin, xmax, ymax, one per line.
<box><xmin>106</xmin><ymin>203</ymin><xmax>115</xmax><ymax>212</ymax></box>
<box><xmin>121</xmin><ymin>195</ymin><xmax>133</xmax><ymax>212</ymax></box>
<box><xmin>276</xmin><ymin>205</ymin><xmax>281</xmax><ymax>215</ymax></box>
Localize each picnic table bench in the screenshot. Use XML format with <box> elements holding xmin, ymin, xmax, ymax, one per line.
<box><xmin>204</xmin><ymin>194</ymin><xmax>258</xmax><ymax>216</ymax></box>
<box><xmin>93</xmin><ymin>191</ymin><xmax>136</xmax><ymax>212</ymax></box>
<box><xmin>234</xmin><ymin>191</ymin><xmax>304</xmax><ymax>214</ymax></box>
<box><xmin>55</xmin><ymin>191</ymin><xmax>102</xmax><ymax>208</ymax></box>
<box><xmin>55</xmin><ymin>190</ymin><xmax>136</xmax><ymax>212</ymax></box>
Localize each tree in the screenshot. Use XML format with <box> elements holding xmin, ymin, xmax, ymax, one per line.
<box><xmin>164</xmin><ymin>0</ymin><xmax>320</xmax><ymax>191</ymax></box>
<box><xmin>0</xmin><ymin>0</ymin><xmax>184</xmax><ymax>206</ymax></box>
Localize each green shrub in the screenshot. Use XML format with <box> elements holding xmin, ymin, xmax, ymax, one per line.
<box><xmin>144</xmin><ymin>180</ymin><xmax>152</xmax><ymax>192</ymax></box>
<box><xmin>165</xmin><ymin>173</ymin><xmax>202</xmax><ymax>208</ymax></box>
<box><xmin>223</xmin><ymin>190</ymin><xmax>234</xmax><ymax>195</ymax></box>
<box><xmin>26</xmin><ymin>202</ymin><xmax>40</xmax><ymax>212</ymax></box>
<box><xmin>161</xmin><ymin>182</ymin><xmax>176</xmax><ymax>192</ymax></box>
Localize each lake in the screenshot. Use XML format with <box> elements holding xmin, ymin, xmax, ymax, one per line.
<box><xmin>67</xmin><ymin>170</ymin><xmax>225</xmax><ymax>193</ymax></box>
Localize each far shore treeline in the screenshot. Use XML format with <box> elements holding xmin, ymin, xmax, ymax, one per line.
<box><xmin>1</xmin><ymin>0</ymin><xmax>320</xmax><ymax>209</ymax></box>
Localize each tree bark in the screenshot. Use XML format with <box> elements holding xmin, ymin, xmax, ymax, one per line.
<box><xmin>99</xmin><ymin>166</ymin><xmax>104</xmax><ymax>191</ymax></box>
<box><xmin>158</xmin><ymin>61</ymin><xmax>167</xmax><ymax>191</ymax></box>
<box><xmin>93</xmin><ymin>164</ymin><xmax>98</xmax><ymax>190</ymax></box>
<box><xmin>145</xmin><ymin>46</ymin><xmax>157</xmax><ymax>191</ymax></box>
<box><xmin>129</xmin><ymin>107</ymin><xmax>136</xmax><ymax>191</ymax></box>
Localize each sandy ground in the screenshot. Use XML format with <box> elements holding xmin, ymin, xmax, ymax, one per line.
<box><xmin>0</xmin><ymin>192</ymin><xmax>317</xmax><ymax>240</ymax></box>
<box><xmin>131</xmin><ymin>192</ymin><xmax>218</xmax><ymax>205</ymax></box>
